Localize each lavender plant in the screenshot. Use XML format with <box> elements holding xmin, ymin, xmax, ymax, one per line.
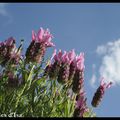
<box><xmin>0</xmin><ymin>27</ymin><xmax>112</xmax><ymax>117</ymax></box>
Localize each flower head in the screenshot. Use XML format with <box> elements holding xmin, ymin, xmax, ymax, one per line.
<box><xmin>76</xmin><ymin>52</ymin><xmax>85</xmax><ymax>71</ymax></box>
<box><xmin>4</xmin><ymin>37</ymin><xmax>15</xmax><ymax>46</ymax></box>
<box><xmin>91</xmin><ymin>77</ymin><xmax>112</xmax><ymax>107</ymax></box>
<box><xmin>45</xmin><ymin>49</ymin><xmax>61</xmax><ymax>79</ymax></box>
<box><xmin>25</xmin><ymin>27</ymin><xmax>55</xmax><ymax>63</ymax></box>
<box><xmin>68</xmin><ymin>49</ymin><xmax>76</xmax><ymax>63</ymax></box>
<box><xmin>72</xmin><ymin>52</ymin><xmax>85</xmax><ymax>93</ymax></box>
<box><xmin>100</xmin><ymin>77</ymin><xmax>112</xmax><ymax>90</ymax></box>
<box><xmin>32</xmin><ymin>27</ymin><xmax>55</xmax><ymax>47</ymax></box>
<box><xmin>0</xmin><ymin>37</ymin><xmax>21</xmax><ymax>66</ymax></box>
<box><xmin>74</xmin><ymin>91</ymin><xmax>89</xmax><ymax>117</ymax></box>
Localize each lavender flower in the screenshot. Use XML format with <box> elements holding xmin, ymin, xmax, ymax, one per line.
<box><xmin>91</xmin><ymin>77</ymin><xmax>112</xmax><ymax>107</ymax></box>
<box><xmin>68</xmin><ymin>49</ymin><xmax>76</xmax><ymax>80</ymax></box>
<box><xmin>0</xmin><ymin>37</ymin><xmax>16</xmax><ymax>63</ymax></box>
<box><xmin>25</xmin><ymin>27</ymin><xmax>55</xmax><ymax>64</ymax></box>
<box><xmin>72</xmin><ymin>53</ymin><xmax>85</xmax><ymax>93</ymax></box>
<box><xmin>57</xmin><ymin>62</ymin><xmax>70</xmax><ymax>84</ymax></box>
<box><xmin>0</xmin><ymin>37</ymin><xmax>21</xmax><ymax>66</ymax></box>
<box><xmin>73</xmin><ymin>91</ymin><xmax>88</xmax><ymax>117</ymax></box>
<box><xmin>57</xmin><ymin>51</ymin><xmax>71</xmax><ymax>84</ymax></box>
<box><xmin>47</xmin><ymin>49</ymin><xmax>62</xmax><ymax>79</ymax></box>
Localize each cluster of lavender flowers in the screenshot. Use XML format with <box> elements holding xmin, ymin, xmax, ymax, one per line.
<box><xmin>43</xmin><ymin>31</ymin><xmax>112</xmax><ymax>117</ymax></box>
<box><xmin>0</xmin><ymin>27</ymin><xmax>55</xmax><ymax>88</ymax></box>
<box><xmin>0</xmin><ymin>27</ymin><xmax>113</xmax><ymax>117</ymax></box>
<box><xmin>0</xmin><ymin>37</ymin><xmax>23</xmax><ymax>88</ymax></box>
<box><xmin>45</xmin><ymin>49</ymin><xmax>84</xmax><ymax>86</ymax></box>
<box><xmin>44</xmin><ymin>49</ymin><xmax>88</xmax><ymax>117</ymax></box>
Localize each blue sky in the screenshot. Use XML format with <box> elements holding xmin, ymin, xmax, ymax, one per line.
<box><xmin>0</xmin><ymin>3</ymin><xmax>120</xmax><ymax>117</ymax></box>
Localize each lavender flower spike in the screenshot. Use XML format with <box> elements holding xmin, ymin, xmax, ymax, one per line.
<box><xmin>73</xmin><ymin>91</ymin><xmax>89</xmax><ymax>117</ymax></box>
<box><xmin>91</xmin><ymin>77</ymin><xmax>112</xmax><ymax>107</ymax></box>
<box><xmin>25</xmin><ymin>27</ymin><xmax>55</xmax><ymax>63</ymax></box>
<box><xmin>72</xmin><ymin>52</ymin><xmax>85</xmax><ymax>93</ymax></box>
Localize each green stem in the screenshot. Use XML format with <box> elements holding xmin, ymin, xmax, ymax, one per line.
<box><xmin>15</xmin><ymin>65</ymin><xmax>35</xmax><ymax>110</ymax></box>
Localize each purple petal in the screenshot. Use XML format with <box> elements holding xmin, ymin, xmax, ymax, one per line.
<box><xmin>32</xmin><ymin>30</ymin><xmax>36</xmax><ymax>41</ymax></box>
<box><xmin>68</xmin><ymin>49</ymin><xmax>76</xmax><ymax>62</ymax></box>
<box><xmin>106</xmin><ymin>82</ymin><xmax>113</xmax><ymax>89</ymax></box>
<box><xmin>37</xmin><ymin>27</ymin><xmax>44</xmax><ymax>42</ymax></box>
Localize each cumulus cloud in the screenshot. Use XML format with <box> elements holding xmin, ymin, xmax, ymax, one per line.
<box><xmin>96</xmin><ymin>39</ymin><xmax>120</xmax><ymax>85</ymax></box>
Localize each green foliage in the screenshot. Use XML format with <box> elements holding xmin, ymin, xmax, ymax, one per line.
<box><xmin>0</xmin><ymin>59</ymin><xmax>89</xmax><ymax>117</ymax></box>
<box><xmin>0</xmin><ymin>37</ymin><xmax>96</xmax><ymax>117</ymax></box>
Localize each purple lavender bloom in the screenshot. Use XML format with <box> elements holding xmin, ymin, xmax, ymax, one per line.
<box><xmin>0</xmin><ymin>37</ymin><xmax>16</xmax><ymax>60</ymax></box>
<box><xmin>68</xmin><ymin>49</ymin><xmax>76</xmax><ymax>80</ymax></box>
<box><xmin>57</xmin><ymin>51</ymin><xmax>71</xmax><ymax>84</ymax></box>
<box><xmin>91</xmin><ymin>77</ymin><xmax>112</xmax><ymax>107</ymax></box>
<box><xmin>73</xmin><ymin>91</ymin><xmax>89</xmax><ymax>117</ymax></box>
<box><xmin>32</xmin><ymin>28</ymin><xmax>55</xmax><ymax>47</ymax></box>
<box><xmin>47</xmin><ymin>49</ymin><xmax>62</xmax><ymax>79</ymax></box>
<box><xmin>0</xmin><ymin>37</ymin><xmax>21</xmax><ymax>66</ymax></box>
<box><xmin>25</xmin><ymin>27</ymin><xmax>55</xmax><ymax>64</ymax></box>
<box><xmin>72</xmin><ymin>53</ymin><xmax>85</xmax><ymax>93</ymax></box>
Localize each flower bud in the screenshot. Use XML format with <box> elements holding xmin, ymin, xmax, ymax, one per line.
<box><xmin>91</xmin><ymin>77</ymin><xmax>112</xmax><ymax>107</ymax></box>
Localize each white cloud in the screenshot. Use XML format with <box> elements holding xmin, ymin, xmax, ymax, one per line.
<box><xmin>90</xmin><ymin>74</ymin><xmax>97</xmax><ymax>88</ymax></box>
<box><xmin>0</xmin><ymin>3</ymin><xmax>13</xmax><ymax>27</ymax></box>
<box><xmin>96</xmin><ymin>45</ymin><xmax>107</xmax><ymax>55</ymax></box>
<box><xmin>96</xmin><ymin>39</ymin><xmax>120</xmax><ymax>86</ymax></box>
<box><xmin>90</xmin><ymin>64</ymin><xmax>97</xmax><ymax>88</ymax></box>
<box><xmin>0</xmin><ymin>3</ymin><xmax>8</xmax><ymax>16</ymax></box>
